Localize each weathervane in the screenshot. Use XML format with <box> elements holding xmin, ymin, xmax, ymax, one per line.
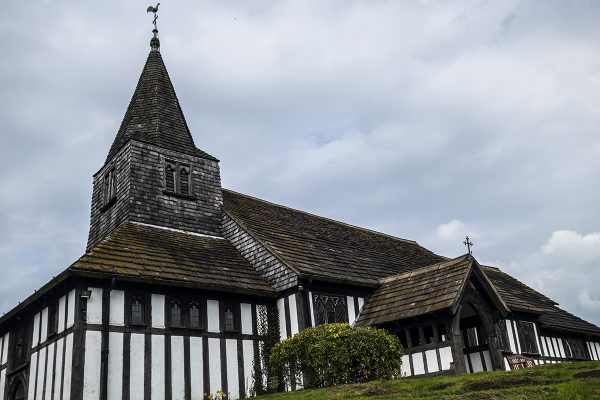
<box><xmin>147</xmin><ymin>3</ymin><xmax>161</xmax><ymax>51</ymax></box>
<box><xmin>463</xmin><ymin>236</ymin><xmax>474</xmax><ymax>255</ymax></box>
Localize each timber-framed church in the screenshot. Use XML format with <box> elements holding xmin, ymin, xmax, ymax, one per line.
<box><xmin>1</xmin><ymin>23</ymin><xmax>600</xmax><ymax>400</ymax></box>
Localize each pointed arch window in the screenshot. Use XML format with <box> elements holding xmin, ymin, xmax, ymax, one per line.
<box><xmin>164</xmin><ymin>160</ymin><xmax>192</xmax><ymax>197</ymax></box>
<box><xmin>130</xmin><ymin>295</ymin><xmax>145</xmax><ymax>325</ymax></box>
<box><xmin>170</xmin><ymin>299</ymin><xmax>182</xmax><ymax>328</ymax></box>
<box><xmin>189</xmin><ymin>301</ymin><xmax>201</xmax><ymax>329</ymax></box>
<box><xmin>224</xmin><ymin>305</ymin><xmax>236</xmax><ymax>332</ymax></box>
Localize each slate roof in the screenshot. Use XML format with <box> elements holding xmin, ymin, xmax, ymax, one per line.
<box><xmin>69</xmin><ymin>222</ymin><xmax>275</xmax><ymax>296</ymax></box>
<box><xmin>106</xmin><ymin>49</ymin><xmax>216</xmax><ymax>163</ymax></box>
<box><xmin>483</xmin><ymin>267</ymin><xmax>600</xmax><ymax>336</ymax></box>
<box><xmin>222</xmin><ymin>189</ymin><xmax>446</xmax><ymax>286</ymax></box>
<box><xmin>355</xmin><ymin>255</ymin><xmax>507</xmax><ymax>326</ymax></box>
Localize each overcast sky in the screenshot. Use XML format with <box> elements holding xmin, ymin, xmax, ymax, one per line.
<box><xmin>1</xmin><ymin>1</ymin><xmax>599</xmax><ymax>326</ymax></box>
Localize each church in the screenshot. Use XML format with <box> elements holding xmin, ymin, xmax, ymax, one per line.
<box><xmin>1</xmin><ymin>21</ymin><xmax>600</xmax><ymax>400</ymax></box>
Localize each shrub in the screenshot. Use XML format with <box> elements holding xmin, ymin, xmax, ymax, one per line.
<box><xmin>269</xmin><ymin>323</ymin><xmax>403</xmax><ymax>388</ymax></box>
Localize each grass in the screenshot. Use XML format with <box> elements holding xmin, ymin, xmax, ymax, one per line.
<box><xmin>255</xmin><ymin>361</ymin><xmax>600</xmax><ymax>400</ymax></box>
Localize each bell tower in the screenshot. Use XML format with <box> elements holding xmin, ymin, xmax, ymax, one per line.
<box><xmin>87</xmin><ymin>27</ymin><xmax>223</xmax><ymax>250</ymax></box>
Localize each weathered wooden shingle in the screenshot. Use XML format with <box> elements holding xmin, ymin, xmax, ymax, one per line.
<box><xmin>107</xmin><ymin>49</ymin><xmax>216</xmax><ymax>163</ymax></box>
<box><xmin>356</xmin><ymin>256</ymin><xmax>475</xmax><ymax>326</ymax></box>
<box><xmin>73</xmin><ymin>222</ymin><xmax>274</xmax><ymax>296</ymax></box>
<box><xmin>483</xmin><ymin>266</ymin><xmax>600</xmax><ymax>335</ymax></box>
<box><xmin>222</xmin><ymin>189</ymin><xmax>445</xmax><ymax>286</ymax></box>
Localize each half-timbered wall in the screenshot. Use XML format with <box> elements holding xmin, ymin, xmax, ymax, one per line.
<box><xmin>80</xmin><ymin>287</ymin><xmax>263</xmax><ymax>400</ymax></box>
<box><xmin>26</xmin><ymin>289</ymin><xmax>76</xmax><ymax>400</ymax></box>
<box><xmin>0</xmin><ymin>332</ymin><xmax>10</xmax><ymax>398</ymax></box>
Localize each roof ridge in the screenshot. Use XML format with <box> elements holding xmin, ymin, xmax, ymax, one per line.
<box><xmin>130</xmin><ymin>221</ymin><xmax>226</xmax><ymax>240</ymax></box>
<box><xmin>222</xmin><ymin>188</ymin><xmax>423</xmax><ymax>246</ymax></box>
<box><xmin>379</xmin><ymin>254</ymin><xmax>471</xmax><ymax>284</ymax></box>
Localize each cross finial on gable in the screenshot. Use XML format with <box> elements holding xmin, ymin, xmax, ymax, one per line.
<box><xmin>463</xmin><ymin>235</ymin><xmax>474</xmax><ymax>255</ymax></box>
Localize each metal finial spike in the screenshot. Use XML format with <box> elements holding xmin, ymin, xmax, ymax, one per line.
<box><xmin>463</xmin><ymin>235</ymin><xmax>474</xmax><ymax>255</ymax></box>
<box><xmin>147</xmin><ymin>3</ymin><xmax>161</xmax><ymax>51</ymax></box>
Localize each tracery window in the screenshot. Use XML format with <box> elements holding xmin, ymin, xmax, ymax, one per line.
<box><xmin>314</xmin><ymin>294</ymin><xmax>348</xmax><ymax>326</ymax></box>
<box><xmin>564</xmin><ymin>338</ymin><xmax>589</xmax><ymax>360</ymax></box>
<box><xmin>131</xmin><ymin>295</ymin><xmax>145</xmax><ymax>325</ymax></box>
<box><xmin>189</xmin><ymin>301</ymin><xmax>201</xmax><ymax>329</ymax></box>
<box><xmin>516</xmin><ymin>321</ymin><xmax>539</xmax><ymax>354</ymax></box>
<box><xmin>495</xmin><ymin>320</ymin><xmax>512</xmax><ymax>352</ymax></box>
<box><xmin>224</xmin><ymin>306</ymin><xmax>235</xmax><ymax>332</ymax></box>
<box><xmin>170</xmin><ymin>299</ymin><xmax>182</xmax><ymax>328</ymax></box>
<box><xmin>164</xmin><ymin>160</ymin><xmax>191</xmax><ymax>196</ymax></box>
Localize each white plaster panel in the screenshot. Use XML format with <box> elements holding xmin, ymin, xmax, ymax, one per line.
<box><xmin>207</xmin><ymin>300</ymin><xmax>220</xmax><ymax>333</ymax></box>
<box><xmin>546</xmin><ymin>337</ymin><xmax>555</xmax><ymax>357</ymax></box>
<box><xmin>288</xmin><ymin>294</ymin><xmax>299</xmax><ymax>336</ymax></box>
<box><xmin>0</xmin><ymin>369</ymin><xmax>5</xmax><ymax>400</ymax></box>
<box><xmin>482</xmin><ymin>351</ymin><xmax>492</xmax><ymax>372</ymax></box>
<box><xmin>469</xmin><ymin>353</ymin><xmax>484</xmax><ymax>373</ymax></box>
<box><xmin>190</xmin><ymin>337</ymin><xmax>203</xmax><ymax>400</ymax></box>
<box><xmin>58</xmin><ymin>295</ymin><xmax>67</xmax><ymax>333</ymax></box>
<box><xmin>130</xmin><ymin>333</ymin><xmax>145</xmax><ymax>400</ymax></box>
<box><xmin>464</xmin><ymin>355</ymin><xmax>471</xmax><ymax>373</ymax></box>
<box><xmin>208</xmin><ymin>338</ymin><xmax>221</xmax><ymax>394</ymax></box>
<box><xmin>241</xmin><ymin>303</ymin><xmax>253</xmax><ymax>335</ymax></box>
<box><xmin>86</xmin><ymin>288</ymin><xmax>103</xmax><ymax>325</ymax></box>
<box><xmin>36</xmin><ymin>347</ymin><xmax>47</xmax><ymax>400</ymax></box>
<box><xmin>439</xmin><ymin>346</ymin><xmax>453</xmax><ymax>370</ymax></box>
<box><xmin>63</xmin><ymin>333</ymin><xmax>74</xmax><ymax>400</ymax></box>
<box><xmin>226</xmin><ymin>339</ymin><xmax>240</xmax><ymax>400</ymax></box>
<box><xmin>347</xmin><ymin>296</ymin><xmax>356</xmax><ymax>326</ymax></box>
<box><xmin>506</xmin><ymin>320</ymin><xmax>516</xmax><ymax>353</ymax></box>
<box><xmin>109</xmin><ymin>290</ymin><xmax>125</xmax><ymax>326</ymax></box>
<box><xmin>557</xmin><ymin>338</ymin><xmax>565</xmax><ymax>358</ymax></box>
<box><xmin>242</xmin><ymin>340</ymin><xmax>254</xmax><ymax>397</ymax></box>
<box><xmin>512</xmin><ymin>321</ymin><xmax>521</xmax><ymax>354</ymax></box>
<box><xmin>44</xmin><ymin>343</ymin><xmax>55</xmax><ymax>400</ymax></box>
<box><xmin>357</xmin><ymin>297</ymin><xmax>364</xmax><ymax>311</ymax></box>
<box><xmin>425</xmin><ymin>350</ymin><xmax>438</xmax><ymax>373</ymax></box>
<box><xmin>277</xmin><ymin>298</ymin><xmax>286</xmax><ymax>340</ymax></box>
<box><xmin>308</xmin><ymin>292</ymin><xmax>315</xmax><ymax>327</ymax></box>
<box><xmin>67</xmin><ymin>290</ymin><xmax>76</xmax><ymax>328</ymax></box>
<box><xmin>2</xmin><ymin>333</ymin><xmax>9</xmax><ymax>364</ymax></box>
<box><xmin>400</xmin><ymin>355</ymin><xmax>411</xmax><ymax>377</ymax></box>
<box><xmin>503</xmin><ymin>357</ymin><xmax>510</xmax><ymax>371</ymax></box>
<box><xmin>0</xmin><ymin>334</ymin><xmax>3</xmax><ymax>364</ymax></box>
<box><xmin>151</xmin><ymin>294</ymin><xmax>165</xmax><ymax>328</ymax></box>
<box><xmin>108</xmin><ymin>333</ymin><xmax>123</xmax><ymax>400</ymax></box>
<box><xmin>532</xmin><ymin>323</ymin><xmax>541</xmax><ymax>354</ymax></box>
<box><xmin>540</xmin><ymin>336</ymin><xmax>548</xmax><ymax>356</ymax></box>
<box><xmin>151</xmin><ymin>335</ymin><xmax>165</xmax><ymax>400</ymax></box>
<box><xmin>171</xmin><ymin>336</ymin><xmax>186</xmax><ymax>400</ymax></box>
<box><xmin>595</xmin><ymin>343</ymin><xmax>600</xmax><ymax>360</ymax></box>
<box><xmin>83</xmin><ymin>331</ymin><xmax>102</xmax><ymax>400</ymax></box>
<box><xmin>411</xmin><ymin>353</ymin><xmax>425</xmax><ymax>375</ymax></box>
<box><xmin>552</xmin><ymin>338</ymin><xmax>560</xmax><ymax>357</ymax></box>
<box><xmin>53</xmin><ymin>338</ymin><xmax>64</xmax><ymax>400</ymax></box>
<box><xmin>28</xmin><ymin>351</ymin><xmax>38</xmax><ymax>400</ymax></box>
<box><xmin>40</xmin><ymin>308</ymin><xmax>49</xmax><ymax>343</ymax></box>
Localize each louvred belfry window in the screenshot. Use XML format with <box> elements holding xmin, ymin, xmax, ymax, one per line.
<box><xmin>314</xmin><ymin>294</ymin><xmax>348</xmax><ymax>326</ymax></box>
<box><xmin>164</xmin><ymin>160</ymin><xmax>191</xmax><ymax>196</ymax></box>
<box><xmin>103</xmin><ymin>167</ymin><xmax>117</xmax><ymax>205</ymax></box>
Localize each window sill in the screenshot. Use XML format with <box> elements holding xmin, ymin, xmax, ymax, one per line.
<box><xmin>100</xmin><ymin>197</ymin><xmax>117</xmax><ymax>213</ymax></box>
<box><xmin>162</xmin><ymin>190</ymin><xmax>196</xmax><ymax>201</ymax></box>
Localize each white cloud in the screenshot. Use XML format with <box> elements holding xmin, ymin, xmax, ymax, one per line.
<box><xmin>501</xmin><ymin>230</ymin><xmax>600</xmax><ymax>325</ymax></box>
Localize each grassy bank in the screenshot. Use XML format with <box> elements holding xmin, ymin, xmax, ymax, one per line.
<box><xmin>255</xmin><ymin>361</ymin><xmax>600</xmax><ymax>399</ymax></box>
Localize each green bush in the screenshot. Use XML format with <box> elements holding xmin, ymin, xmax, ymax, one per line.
<box><xmin>269</xmin><ymin>323</ymin><xmax>403</xmax><ymax>388</ymax></box>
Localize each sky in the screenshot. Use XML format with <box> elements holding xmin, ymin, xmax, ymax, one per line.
<box><xmin>1</xmin><ymin>1</ymin><xmax>600</xmax><ymax>326</ymax></box>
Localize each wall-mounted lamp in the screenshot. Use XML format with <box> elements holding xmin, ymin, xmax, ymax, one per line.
<box><xmin>81</xmin><ymin>289</ymin><xmax>93</xmax><ymax>299</ymax></box>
